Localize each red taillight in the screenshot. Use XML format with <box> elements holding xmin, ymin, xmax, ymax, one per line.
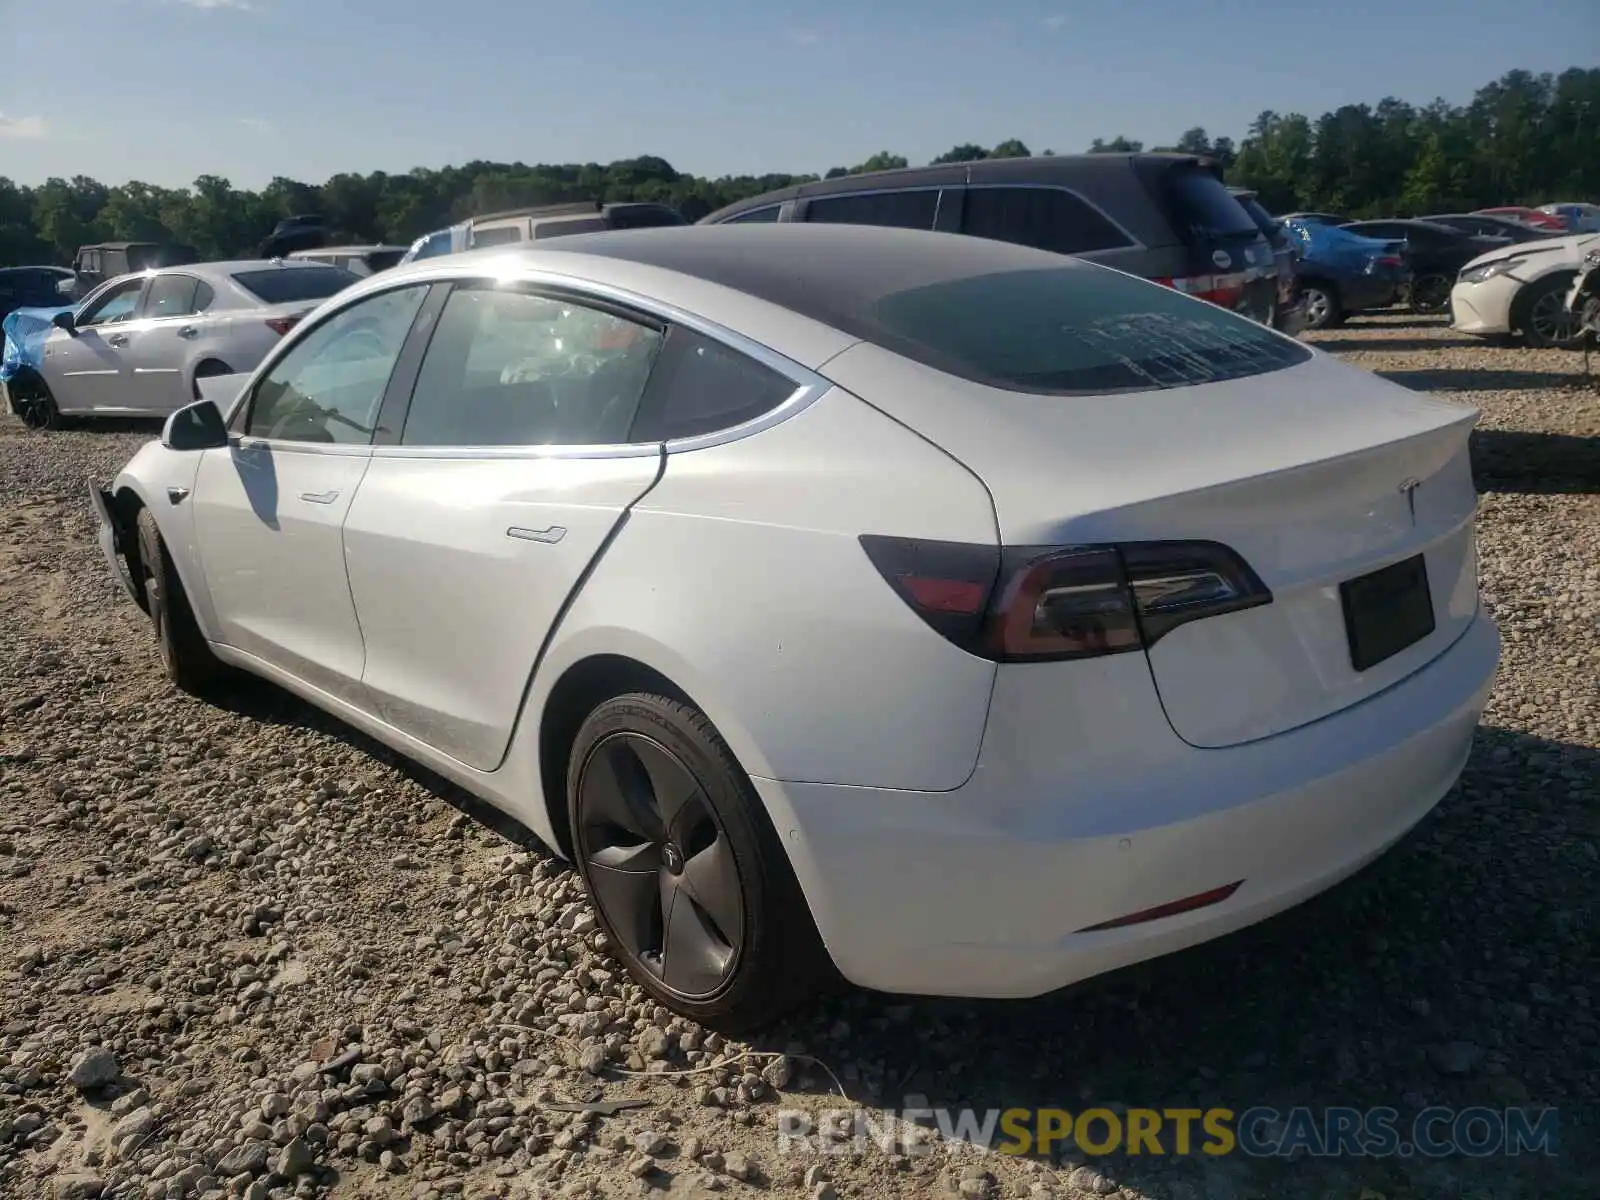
<box><xmin>265</xmin><ymin>315</ymin><xmax>303</xmax><ymax>336</ymax></box>
<box><xmin>1376</xmin><ymin>255</ymin><xmax>1404</xmax><ymax>267</ymax></box>
<box><xmin>858</xmin><ymin>537</ymin><xmax>1272</xmax><ymax>662</ymax></box>
<box><xmin>1152</xmin><ymin>273</ymin><xmax>1247</xmax><ymax>309</ymax></box>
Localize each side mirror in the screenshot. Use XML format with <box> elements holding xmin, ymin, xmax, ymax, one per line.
<box><xmin>52</xmin><ymin>310</ymin><xmax>77</xmax><ymax>335</ymax></box>
<box><xmin>161</xmin><ymin>399</ymin><xmax>230</xmax><ymax>452</ymax></box>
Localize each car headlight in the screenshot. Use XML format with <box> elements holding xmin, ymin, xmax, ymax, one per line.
<box><xmin>1458</xmin><ymin>257</ymin><xmax>1526</xmax><ymax>285</ymax></box>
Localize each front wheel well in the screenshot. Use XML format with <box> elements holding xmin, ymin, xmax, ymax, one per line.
<box><xmin>112</xmin><ymin>486</ymin><xmax>150</xmax><ymax>611</ymax></box>
<box><xmin>1510</xmin><ymin>270</ymin><xmax>1576</xmax><ymax>330</ymax></box>
<box><xmin>537</xmin><ymin>655</ymin><xmax>692</xmax><ymax>858</ymax></box>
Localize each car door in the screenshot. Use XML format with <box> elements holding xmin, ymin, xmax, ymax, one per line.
<box><xmin>188</xmin><ymin>282</ymin><xmax>431</xmax><ymax>703</ymax></box>
<box><xmin>40</xmin><ymin>276</ymin><xmax>148</xmax><ymax>414</ymax></box>
<box><xmin>340</xmin><ymin>279</ymin><xmax>670</xmax><ymax>770</ymax></box>
<box><xmin>123</xmin><ymin>272</ymin><xmax>208</xmax><ymax>414</ymax></box>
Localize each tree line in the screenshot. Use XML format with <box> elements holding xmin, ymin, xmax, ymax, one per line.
<box><xmin>2</xmin><ymin>67</ymin><xmax>1594</xmax><ymax>267</ymax></box>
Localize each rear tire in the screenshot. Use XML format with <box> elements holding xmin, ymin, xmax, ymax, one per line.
<box><xmin>136</xmin><ymin>508</ymin><xmax>224</xmax><ymax>695</ymax></box>
<box><xmin>1408</xmin><ymin>273</ymin><xmax>1451</xmax><ymax>314</ymax></box>
<box><xmin>567</xmin><ymin>693</ymin><xmax>835</xmax><ymax>1032</ymax></box>
<box><xmin>1515</xmin><ymin>273</ymin><xmax>1581</xmax><ymax>349</ymax></box>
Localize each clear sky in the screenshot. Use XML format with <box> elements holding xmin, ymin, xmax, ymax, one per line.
<box><xmin>3</xmin><ymin>0</ymin><xmax>1597</xmax><ymax>190</ymax></box>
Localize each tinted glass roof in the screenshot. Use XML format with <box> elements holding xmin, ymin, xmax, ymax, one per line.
<box><xmin>548</xmin><ymin>222</ymin><xmax>1087</xmax><ymax>332</ymax></box>
<box><xmin>541</xmin><ymin>223</ymin><xmax>1306</xmax><ymax>395</ymax></box>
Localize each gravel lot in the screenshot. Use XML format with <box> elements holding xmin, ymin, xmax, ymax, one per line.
<box><xmin>1</xmin><ymin>315</ymin><xmax>1596</xmax><ymax>1200</ymax></box>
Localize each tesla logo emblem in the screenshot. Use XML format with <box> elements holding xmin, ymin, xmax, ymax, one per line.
<box><xmin>1398</xmin><ymin>478</ymin><xmax>1422</xmax><ymax>524</ymax></box>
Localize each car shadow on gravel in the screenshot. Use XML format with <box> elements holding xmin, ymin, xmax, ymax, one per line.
<box><xmin>1472</xmin><ymin>429</ymin><xmax>1600</xmax><ymax>494</ymax></box>
<box><xmin>54</xmin><ymin>417</ymin><xmax>166</xmax><ymax>435</ymax></box>
<box><xmin>199</xmin><ymin>674</ymin><xmax>548</xmax><ymax>850</ymax></box>
<box><xmin>751</xmin><ymin>724</ymin><xmax>1598</xmax><ymax>1200</ymax></box>
<box><xmin>1379</xmin><ymin>366</ymin><xmax>1591</xmax><ymax>393</ymax></box>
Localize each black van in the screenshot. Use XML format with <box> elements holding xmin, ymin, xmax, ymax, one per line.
<box><xmin>700</xmin><ymin>153</ymin><xmax>1279</xmax><ymax>326</ymax></box>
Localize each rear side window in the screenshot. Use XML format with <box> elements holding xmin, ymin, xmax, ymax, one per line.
<box><xmin>804</xmin><ymin>190</ymin><xmax>938</xmax><ymax>230</ymax></box>
<box><xmin>630</xmin><ymin>328</ymin><xmax>797</xmax><ymax>442</ymax></box>
<box><xmin>413</xmin><ymin>231</ymin><xmax>454</xmax><ymax>260</ymax></box>
<box><xmin>725</xmin><ymin>205</ymin><xmax>782</xmax><ymax>224</ymax></box>
<box><xmin>232</xmin><ymin>266</ymin><xmax>357</xmax><ymax>304</ymax></box>
<box><xmin>472</xmin><ymin>225</ymin><xmax>524</xmax><ymax>247</ymax></box>
<box><xmin>961</xmin><ymin>187</ymin><xmax>1132</xmax><ymax>256</ymax></box>
<box><xmin>866</xmin><ymin>265</ymin><xmax>1310</xmax><ymax>394</ymax></box>
<box><xmin>194</xmin><ymin>281</ymin><xmax>216</xmax><ymax>312</ymax></box>
<box><xmin>144</xmin><ymin>274</ymin><xmax>200</xmax><ymax>319</ymax></box>
<box><xmin>1163</xmin><ymin>167</ymin><xmax>1260</xmax><ymax>240</ymax></box>
<box><xmin>533</xmin><ymin>217</ymin><xmax>609</xmax><ymax>239</ymax></box>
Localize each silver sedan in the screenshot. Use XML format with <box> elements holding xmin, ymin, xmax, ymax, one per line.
<box><xmin>23</xmin><ymin>259</ymin><xmax>359</xmax><ymax>427</ymax></box>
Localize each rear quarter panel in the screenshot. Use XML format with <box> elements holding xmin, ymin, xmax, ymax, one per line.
<box><xmin>525</xmin><ymin>386</ymin><xmax>1002</xmax><ymax>792</ymax></box>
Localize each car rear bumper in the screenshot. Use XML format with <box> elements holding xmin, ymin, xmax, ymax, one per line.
<box><xmin>754</xmin><ymin>612</ymin><xmax>1500</xmax><ymax>998</ymax></box>
<box><xmin>1450</xmin><ymin>277</ymin><xmax>1518</xmax><ymax>334</ymax></box>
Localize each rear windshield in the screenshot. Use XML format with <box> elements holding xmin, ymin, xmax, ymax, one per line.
<box><xmin>868</xmin><ymin>265</ymin><xmax>1310</xmax><ymax>394</ymax></box>
<box><xmin>232</xmin><ymin>266</ymin><xmax>358</xmax><ymax>304</ymax></box>
<box><xmin>1233</xmin><ymin>194</ymin><xmax>1280</xmax><ymax>239</ymax></box>
<box><xmin>365</xmin><ymin>249</ymin><xmax>406</xmax><ymax>272</ymax></box>
<box><xmin>1165</xmin><ymin>167</ymin><xmax>1261</xmax><ymax>240</ymax></box>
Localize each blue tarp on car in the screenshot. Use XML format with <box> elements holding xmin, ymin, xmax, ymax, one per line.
<box><xmin>1281</xmin><ymin>219</ymin><xmax>1403</xmax><ymax>273</ymax></box>
<box><xmin>1</xmin><ymin>304</ymin><xmax>73</xmax><ymax>384</ymax></box>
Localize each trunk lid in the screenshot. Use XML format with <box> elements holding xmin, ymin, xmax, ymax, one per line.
<box><xmin>824</xmin><ymin>342</ymin><xmax>1482</xmax><ymax>748</ymax></box>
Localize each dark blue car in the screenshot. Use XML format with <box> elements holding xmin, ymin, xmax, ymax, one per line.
<box><xmin>1282</xmin><ymin>219</ymin><xmax>1412</xmax><ymax>330</ymax></box>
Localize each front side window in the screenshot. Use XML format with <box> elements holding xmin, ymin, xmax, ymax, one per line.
<box><xmin>804</xmin><ymin>190</ymin><xmax>938</xmax><ymax>230</ymax></box>
<box><xmin>961</xmin><ymin>187</ymin><xmax>1133</xmax><ymax>256</ymax></box>
<box><xmin>400</xmin><ymin>286</ymin><xmax>663</xmax><ymax>447</ymax></box>
<box><xmin>143</xmin><ymin>274</ymin><xmax>200</xmax><ymax>319</ymax></box>
<box><xmin>726</xmin><ymin>205</ymin><xmax>781</xmax><ymax>224</ymax></box>
<box><xmin>76</xmin><ymin>279</ymin><xmax>145</xmax><ymax>327</ymax></box>
<box><xmin>630</xmin><ymin>328</ymin><xmax>796</xmax><ymax>441</ymax></box>
<box><xmin>864</xmin><ymin>264</ymin><xmax>1311</xmax><ymax>394</ymax></box>
<box><xmin>245</xmin><ymin>285</ymin><xmax>428</xmax><ymax>444</ymax></box>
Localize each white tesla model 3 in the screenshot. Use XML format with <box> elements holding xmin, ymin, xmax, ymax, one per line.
<box><xmin>90</xmin><ymin>224</ymin><xmax>1500</xmax><ymax>1029</ymax></box>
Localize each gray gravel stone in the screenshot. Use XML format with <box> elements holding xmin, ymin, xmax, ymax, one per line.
<box><xmin>66</xmin><ymin>1046</ymin><xmax>120</xmax><ymax>1089</ymax></box>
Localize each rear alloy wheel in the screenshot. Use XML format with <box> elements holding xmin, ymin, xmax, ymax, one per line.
<box><xmin>568</xmin><ymin>693</ymin><xmax>832</xmax><ymax>1031</ymax></box>
<box><xmin>1299</xmin><ymin>284</ymin><xmax>1341</xmax><ymax>330</ymax></box>
<box><xmin>1517</xmin><ymin>273</ymin><xmax>1582</xmax><ymax>349</ymax></box>
<box><xmin>1408</xmin><ymin>273</ymin><xmax>1451</xmax><ymax>314</ymax></box>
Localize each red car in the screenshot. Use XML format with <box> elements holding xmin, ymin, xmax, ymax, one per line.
<box><xmin>1474</xmin><ymin>206</ymin><xmax>1568</xmax><ymax>232</ymax></box>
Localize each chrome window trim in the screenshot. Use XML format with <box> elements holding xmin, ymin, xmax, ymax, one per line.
<box><xmin>957</xmin><ymin>182</ymin><xmax>1147</xmax><ymax>252</ymax></box>
<box><xmin>331</xmin><ymin>266</ymin><xmax>836</xmax><ymax>461</ymax></box>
